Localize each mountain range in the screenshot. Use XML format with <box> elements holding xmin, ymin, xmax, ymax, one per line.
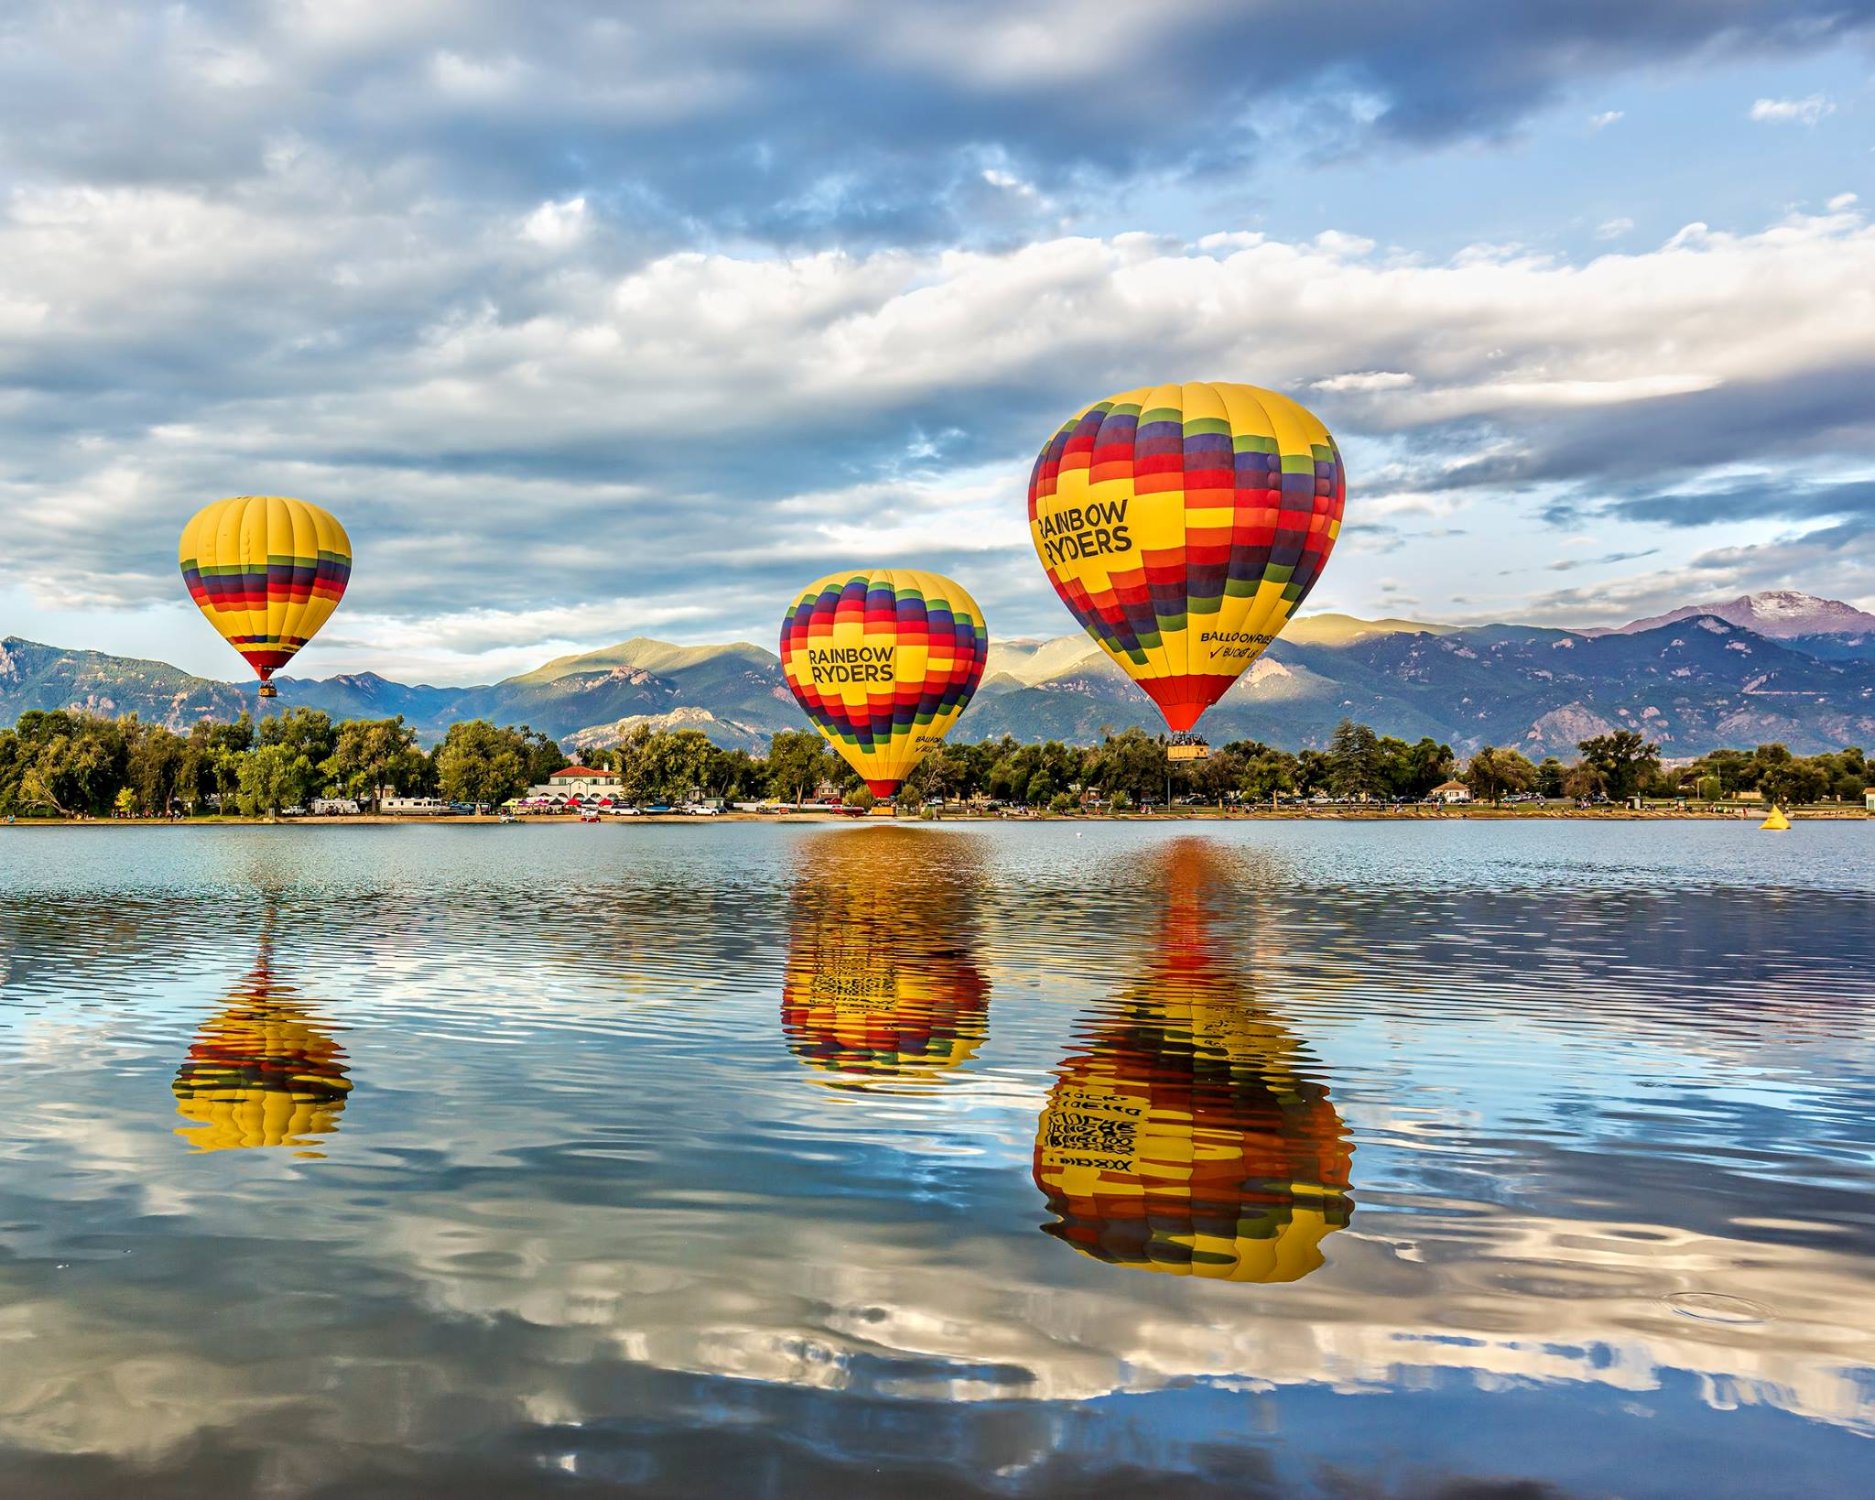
<box><xmin>6</xmin><ymin>591</ymin><xmax>1875</xmax><ymax>757</ymax></box>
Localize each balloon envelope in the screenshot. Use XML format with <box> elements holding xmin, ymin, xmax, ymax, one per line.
<box><xmin>1029</xmin><ymin>381</ymin><xmax>1345</xmax><ymax>731</ymax></box>
<box><xmin>779</xmin><ymin>568</ymin><xmax>988</xmax><ymax>798</ymax></box>
<box><xmin>174</xmin><ymin>951</ymin><xmax>351</xmax><ymax>1154</ymax></box>
<box><xmin>1034</xmin><ymin>842</ymin><xmax>1352</xmax><ymax>1281</ymax></box>
<box><xmin>179</xmin><ymin>495</ymin><xmax>352</xmax><ymax>686</ymax></box>
<box><xmin>781</xmin><ymin>828</ymin><xmax>989</xmax><ymax>1084</ymax></box>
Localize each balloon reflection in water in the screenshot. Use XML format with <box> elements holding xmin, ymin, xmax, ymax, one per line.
<box><xmin>1035</xmin><ymin>841</ymin><xmax>1352</xmax><ymax>1282</ymax></box>
<box><xmin>174</xmin><ymin>939</ymin><xmax>352</xmax><ymax>1155</ymax></box>
<box><xmin>782</xmin><ymin>829</ymin><xmax>989</xmax><ymax>1086</ymax></box>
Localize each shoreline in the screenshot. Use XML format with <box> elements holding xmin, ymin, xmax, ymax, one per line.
<box><xmin>5</xmin><ymin>806</ymin><xmax>1867</xmax><ymax>828</ymax></box>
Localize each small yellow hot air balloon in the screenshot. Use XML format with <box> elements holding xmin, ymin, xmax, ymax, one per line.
<box><xmin>174</xmin><ymin>942</ymin><xmax>351</xmax><ymax>1155</ymax></box>
<box><xmin>779</xmin><ymin>568</ymin><xmax>989</xmax><ymax>799</ymax></box>
<box><xmin>781</xmin><ymin>828</ymin><xmax>989</xmax><ymax>1085</ymax></box>
<box><xmin>179</xmin><ymin>495</ymin><xmax>352</xmax><ymax>699</ymax></box>
<box><xmin>1034</xmin><ymin>841</ymin><xmax>1352</xmax><ymax>1282</ymax></box>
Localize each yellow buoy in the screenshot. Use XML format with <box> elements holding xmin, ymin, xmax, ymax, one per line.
<box><xmin>1760</xmin><ymin>805</ymin><xmax>1791</xmax><ymax>831</ymax></box>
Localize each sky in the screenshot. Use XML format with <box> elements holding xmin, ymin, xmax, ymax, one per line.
<box><xmin>1</xmin><ymin>0</ymin><xmax>1873</xmax><ymax>685</ymax></box>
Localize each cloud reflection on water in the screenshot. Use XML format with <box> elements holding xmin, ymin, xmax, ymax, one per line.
<box><xmin>0</xmin><ymin>823</ymin><xmax>1871</xmax><ymax>1496</ymax></box>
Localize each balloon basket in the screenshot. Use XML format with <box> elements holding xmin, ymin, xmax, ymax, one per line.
<box><xmin>1167</xmin><ymin>733</ymin><xmax>1210</xmax><ymax>763</ymax></box>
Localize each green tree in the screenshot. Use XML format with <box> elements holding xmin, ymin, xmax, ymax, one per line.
<box><xmin>1085</xmin><ymin>727</ymin><xmax>1165</xmax><ymax>806</ymax></box>
<box><xmin>258</xmin><ymin>707</ymin><xmax>336</xmax><ymax>768</ymax></box>
<box><xmin>324</xmin><ymin>717</ymin><xmax>424</xmax><ymax>808</ymax></box>
<box><xmin>1327</xmin><ymin>718</ymin><xmax>1387</xmax><ymax>800</ymax></box>
<box><xmin>126</xmin><ymin>724</ymin><xmax>188</xmax><ymax>815</ymax></box>
<box><xmin>1238</xmin><ymin>749</ymin><xmax>1299</xmax><ymax>804</ymax></box>
<box><xmin>1381</xmin><ymin>735</ymin><xmax>1456</xmax><ymax>800</ymax></box>
<box><xmin>1464</xmin><ymin>745</ymin><xmax>1536</xmax><ymax>804</ymax></box>
<box><xmin>765</xmin><ymin>730</ymin><xmax>835</xmax><ymax>805</ymax></box>
<box><xmin>1193</xmin><ymin>745</ymin><xmax>1245</xmax><ymax>807</ymax></box>
<box><xmin>1577</xmin><ymin>731</ymin><xmax>1660</xmax><ymax>801</ymax></box>
<box><xmin>236</xmin><ymin>744</ymin><xmax>316</xmax><ymax>817</ymax></box>
<box><xmin>1563</xmin><ymin>764</ymin><xmax>1606</xmax><ymax>802</ymax></box>
<box><xmin>434</xmin><ymin>720</ymin><xmax>532</xmax><ymax>807</ymax></box>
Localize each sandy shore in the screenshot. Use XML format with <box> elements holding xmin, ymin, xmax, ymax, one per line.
<box><xmin>6</xmin><ymin>806</ymin><xmax>1866</xmax><ymax>827</ymax></box>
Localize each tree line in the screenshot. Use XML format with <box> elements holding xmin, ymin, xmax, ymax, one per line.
<box><xmin>1</xmin><ymin>708</ymin><xmax>1865</xmax><ymax>818</ymax></box>
<box><xmin>1452</xmin><ymin>730</ymin><xmax>1868</xmax><ymax>806</ymax></box>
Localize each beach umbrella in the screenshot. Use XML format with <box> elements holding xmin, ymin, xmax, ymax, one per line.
<box><xmin>1028</xmin><ymin>382</ymin><xmax>1344</xmax><ymax>732</ymax></box>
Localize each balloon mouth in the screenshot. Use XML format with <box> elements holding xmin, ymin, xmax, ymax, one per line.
<box><xmin>1142</xmin><ymin>675</ymin><xmax>1238</xmax><ymax>733</ymax></box>
<box><xmin>864</xmin><ymin>779</ymin><xmax>902</xmax><ymax>800</ymax></box>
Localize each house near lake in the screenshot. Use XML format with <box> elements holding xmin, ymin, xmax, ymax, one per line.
<box><xmin>523</xmin><ymin>765</ymin><xmax>623</xmax><ymax>803</ymax></box>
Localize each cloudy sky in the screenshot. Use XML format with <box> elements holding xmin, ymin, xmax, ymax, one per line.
<box><xmin>2</xmin><ymin>1</ymin><xmax>1873</xmax><ymax>684</ymax></box>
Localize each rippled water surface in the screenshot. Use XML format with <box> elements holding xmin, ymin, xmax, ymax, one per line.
<box><xmin>1</xmin><ymin>821</ymin><xmax>1872</xmax><ymax>1498</ymax></box>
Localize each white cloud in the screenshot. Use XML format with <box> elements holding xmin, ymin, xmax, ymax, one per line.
<box><xmin>1595</xmin><ymin>217</ymin><xmax>1634</xmax><ymax>239</ymax></box>
<box><xmin>1588</xmin><ymin>109</ymin><xmax>1624</xmax><ymax>130</ymax></box>
<box><xmin>1312</xmin><ymin>371</ymin><xmax>1415</xmax><ymax>393</ymax></box>
<box><xmin>5</xmin><ymin>180</ymin><xmax>1875</xmax><ymax>670</ymax></box>
<box><xmin>1748</xmin><ymin>95</ymin><xmax>1835</xmax><ymax>126</ymax></box>
<box><xmin>520</xmin><ymin>195</ymin><xmax>589</xmax><ymax>248</ymax></box>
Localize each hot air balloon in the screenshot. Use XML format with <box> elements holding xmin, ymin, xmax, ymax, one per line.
<box><xmin>779</xmin><ymin>568</ymin><xmax>989</xmax><ymax>800</ymax></box>
<box><xmin>1034</xmin><ymin>841</ymin><xmax>1352</xmax><ymax>1282</ymax></box>
<box><xmin>174</xmin><ymin>938</ymin><xmax>352</xmax><ymax>1155</ymax></box>
<box><xmin>179</xmin><ymin>495</ymin><xmax>352</xmax><ymax>700</ymax></box>
<box><xmin>781</xmin><ymin>828</ymin><xmax>989</xmax><ymax>1085</ymax></box>
<box><xmin>1029</xmin><ymin>382</ymin><xmax>1345</xmax><ymax>734</ymax></box>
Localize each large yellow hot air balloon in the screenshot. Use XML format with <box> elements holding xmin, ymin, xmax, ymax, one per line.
<box><xmin>1034</xmin><ymin>841</ymin><xmax>1352</xmax><ymax>1282</ymax></box>
<box><xmin>779</xmin><ymin>568</ymin><xmax>989</xmax><ymax>799</ymax></box>
<box><xmin>781</xmin><ymin>828</ymin><xmax>989</xmax><ymax>1085</ymax></box>
<box><xmin>1029</xmin><ymin>382</ymin><xmax>1345</xmax><ymax>733</ymax></box>
<box><xmin>174</xmin><ymin>940</ymin><xmax>352</xmax><ymax>1155</ymax></box>
<box><xmin>179</xmin><ymin>495</ymin><xmax>352</xmax><ymax>699</ymax></box>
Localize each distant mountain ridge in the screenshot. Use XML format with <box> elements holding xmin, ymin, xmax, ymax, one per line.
<box><xmin>6</xmin><ymin>591</ymin><xmax>1875</xmax><ymax>756</ymax></box>
<box><xmin>1595</xmin><ymin>589</ymin><xmax>1875</xmax><ymax>640</ymax></box>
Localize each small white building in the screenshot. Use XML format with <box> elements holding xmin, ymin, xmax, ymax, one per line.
<box><xmin>1429</xmin><ymin>779</ymin><xmax>1473</xmax><ymax>805</ymax></box>
<box><xmin>523</xmin><ymin>764</ymin><xmax>622</xmax><ymax>801</ymax></box>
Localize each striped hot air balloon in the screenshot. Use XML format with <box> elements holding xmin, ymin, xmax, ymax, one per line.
<box><xmin>1034</xmin><ymin>841</ymin><xmax>1353</xmax><ymax>1282</ymax></box>
<box><xmin>179</xmin><ymin>495</ymin><xmax>352</xmax><ymax>699</ymax></box>
<box><xmin>779</xmin><ymin>568</ymin><xmax>989</xmax><ymax>799</ymax></box>
<box><xmin>173</xmin><ymin>950</ymin><xmax>352</xmax><ymax>1155</ymax></box>
<box><xmin>781</xmin><ymin>829</ymin><xmax>989</xmax><ymax>1085</ymax></box>
<box><xmin>1028</xmin><ymin>381</ymin><xmax>1345</xmax><ymax>733</ymax></box>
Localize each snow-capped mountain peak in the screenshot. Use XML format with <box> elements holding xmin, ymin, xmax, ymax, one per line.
<box><xmin>1611</xmin><ymin>591</ymin><xmax>1875</xmax><ymax>640</ymax></box>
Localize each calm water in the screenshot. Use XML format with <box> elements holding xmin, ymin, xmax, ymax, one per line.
<box><xmin>1</xmin><ymin>821</ymin><xmax>1872</xmax><ymax>1498</ymax></box>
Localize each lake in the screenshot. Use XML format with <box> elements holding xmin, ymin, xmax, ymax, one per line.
<box><xmin>1</xmin><ymin>821</ymin><xmax>1871</xmax><ymax>1498</ymax></box>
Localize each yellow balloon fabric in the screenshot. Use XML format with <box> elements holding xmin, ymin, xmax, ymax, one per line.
<box><xmin>1028</xmin><ymin>381</ymin><xmax>1345</xmax><ymax>732</ymax></box>
<box><xmin>781</xmin><ymin>828</ymin><xmax>989</xmax><ymax>1084</ymax></box>
<box><xmin>1034</xmin><ymin>841</ymin><xmax>1353</xmax><ymax>1282</ymax></box>
<box><xmin>179</xmin><ymin>495</ymin><xmax>352</xmax><ymax>685</ymax></box>
<box><xmin>779</xmin><ymin>568</ymin><xmax>990</xmax><ymax>797</ymax></box>
<box><xmin>174</xmin><ymin>952</ymin><xmax>352</xmax><ymax>1155</ymax></box>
